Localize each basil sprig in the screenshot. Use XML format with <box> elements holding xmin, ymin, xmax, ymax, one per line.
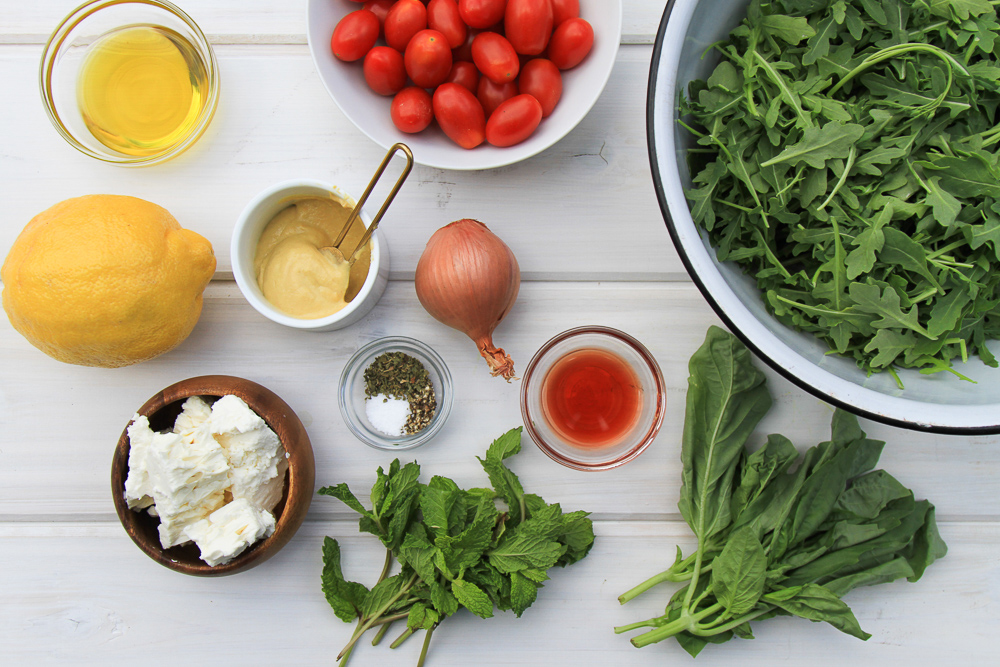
<box><xmin>616</xmin><ymin>327</ymin><xmax>947</xmax><ymax>655</ymax></box>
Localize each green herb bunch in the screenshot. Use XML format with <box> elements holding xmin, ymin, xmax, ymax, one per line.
<box><xmin>319</xmin><ymin>428</ymin><xmax>595</xmax><ymax>666</ymax></box>
<box><xmin>615</xmin><ymin>327</ymin><xmax>947</xmax><ymax>655</ymax></box>
<box><xmin>682</xmin><ymin>0</ymin><xmax>1000</xmax><ymax>382</ymax></box>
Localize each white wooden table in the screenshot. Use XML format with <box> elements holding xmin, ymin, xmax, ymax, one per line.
<box><xmin>2</xmin><ymin>2</ymin><xmax>998</xmax><ymax>663</ymax></box>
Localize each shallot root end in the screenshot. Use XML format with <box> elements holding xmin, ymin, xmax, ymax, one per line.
<box><xmin>480</xmin><ymin>343</ymin><xmax>518</xmax><ymax>382</ymax></box>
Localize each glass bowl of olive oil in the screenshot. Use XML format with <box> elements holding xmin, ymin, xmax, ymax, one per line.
<box><xmin>40</xmin><ymin>0</ymin><xmax>220</xmax><ymax>166</ymax></box>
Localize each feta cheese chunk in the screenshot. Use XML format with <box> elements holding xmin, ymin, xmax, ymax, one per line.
<box><xmin>182</xmin><ymin>498</ymin><xmax>276</xmax><ymax>566</ymax></box>
<box><xmin>210</xmin><ymin>395</ymin><xmax>288</xmax><ymax>512</ymax></box>
<box><xmin>124</xmin><ymin>393</ymin><xmax>288</xmax><ymax>564</ymax></box>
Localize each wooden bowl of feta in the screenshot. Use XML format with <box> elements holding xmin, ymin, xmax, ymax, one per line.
<box><xmin>111</xmin><ymin>375</ymin><xmax>315</xmax><ymax>576</ymax></box>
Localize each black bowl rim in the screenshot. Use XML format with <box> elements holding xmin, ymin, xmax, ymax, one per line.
<box><xmin>645</xmin><ymin>0</ymin><xmax>999</xmax><ymax>436</ymax></box>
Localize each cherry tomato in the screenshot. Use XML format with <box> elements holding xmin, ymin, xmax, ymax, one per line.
<box><xmin>518</xmin><ymin>58</ymin><xmax>561</xmax><ymax>117</ymax></box>
<box><xmin>471</xmin><ymin>32</ymin><xmax>519</xmax><ymax>84</ymax></box>
<box><xmin>445</xmin><ymin>60</ymin><xmax>480</xmax><ymax>93</ymax></box>
<box><xmin>363</xmin><ymin>0</ymin><xmax>396</xmax><ymax>36</ymax></box>
<box><xmin>477</xmin><ymin>76</ymin><xmax>517</xmax><ymax>118</ymax></box>
<box><xmin>458</xmin><ymin>0</ymin><xmax>507</xmax><ymax>30</ymax></box>
<box><xmin>391</xmin><ymin>86</ymin><xmax>434</xmax><ymax>133</ymax></box>
<box><xmin>504</xmin><ymin>0</ymin><xmax>552</xmax><ymax>56</ymax></box>
<box><xmin>485</xmin><ymin>94</ymin><xmax>542</xmax><ymax>147</ymax></box>
<box><xmin>330</xmin><ymin>9</ymin><xmax>380</xmax><ymax>62</ymax></box>
<box><xmin>427</xmin><ymin>0</ymin><xmax>467</xmax><ymax>49</ymax></box>
<box><xmin>432</xmin><ymin>83</ymin><xmax>486</xmax><ymax>149</ymax></box>
<box><xmin>550</xmin><ymin>0</ymin><xmax>579</xmax><ymax>26</ymax></box>
<box><xmin>452</xmin><ymin>29</ymin><xmax>478</xmax><ymax>62</ymax></box>
<box><xmin>548</xmin><ymin>17</ymin><xmax>593</xmax><ymax>69</ymax></box>
<box><xmin>385</xmin><ymin>0</ymin><xmax>427</xmax><ymax>52</ymax></box>
<box><xmin>364</xmin><ymin>46</ymin><xmax>407</xmax><ymax>96</ymax></box>
<box><xmin>405</xmin><ymin>29</ymin><xmax>453</xmax><ymax>88</ymax></box>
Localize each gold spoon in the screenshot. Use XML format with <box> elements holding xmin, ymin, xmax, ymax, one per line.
<box><xmin>324</xmin><ymin>143</ymin><xmax>414</xmax><ymax>265</ymax></box>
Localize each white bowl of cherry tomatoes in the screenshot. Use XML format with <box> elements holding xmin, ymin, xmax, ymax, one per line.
<box><xmin>307</xmin><ymin>0</ymin><xmax>622</xmax><ymax>170</ymax></box>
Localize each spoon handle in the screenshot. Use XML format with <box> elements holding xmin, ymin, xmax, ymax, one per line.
<box><xmin>332</xmin><ymin>143</ymin><xmax>414</xmax><ymax>262</ymax></box>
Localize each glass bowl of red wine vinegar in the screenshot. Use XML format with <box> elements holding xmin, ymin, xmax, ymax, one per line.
<box><xmin>520</xmin><ymin>326</ymin><xmax>666</xmax><ymax>471</ymax></box>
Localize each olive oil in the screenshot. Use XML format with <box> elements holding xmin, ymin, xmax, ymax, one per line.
<box><xmin>77</xmin><ymin>25</ymin><xmax>208</xmax><ymax>156</ymax></box>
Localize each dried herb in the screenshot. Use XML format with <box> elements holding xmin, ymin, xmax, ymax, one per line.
<box><xmin>363</xmin><ymin>352</ymin><xmax>437</xmax><ymax>434</ymax></box>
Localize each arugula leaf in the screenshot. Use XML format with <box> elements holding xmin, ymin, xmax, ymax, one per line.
<box><xmin>680</xmin><ymin>0</ymin><xmax>1000</xmax><ymax>377</ymax></box>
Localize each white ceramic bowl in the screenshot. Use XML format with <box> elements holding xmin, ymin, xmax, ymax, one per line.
<box><xmin>306</xmin><ymin>0</ymin><xmax>622</xmax><ymax>170</ymax></box>
<box><xmin>231</xmin><ymin>180</ymin><xmax>389</xmax><ymax>331</ymax></box>
<box><xmin>649</xmin><ymin>0</ymin><xmax>1000</xmax><ymax>434</ymax></box>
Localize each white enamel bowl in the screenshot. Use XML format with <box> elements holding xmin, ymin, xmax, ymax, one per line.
<box><xmin>649</xmin><ymin>0</ymin><xmax>1000</xmax><ymax>433</ymax></box>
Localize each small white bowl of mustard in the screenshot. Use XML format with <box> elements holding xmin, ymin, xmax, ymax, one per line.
<box><xmin>231</xmin><ymin>179</ymin><xmax>389</xmax><ymax>331</ymax></box>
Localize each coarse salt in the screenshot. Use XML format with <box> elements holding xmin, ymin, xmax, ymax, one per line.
<box><xmin>365</xmin><ymin>393</ymin><xmax>411</xmax><ymax>436</ymax></box>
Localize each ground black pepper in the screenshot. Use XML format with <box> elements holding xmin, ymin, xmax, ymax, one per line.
<box><xmin>363</xmin><ymin>351</ymin><xmax>437</xmax><ymax>435</ymax></box>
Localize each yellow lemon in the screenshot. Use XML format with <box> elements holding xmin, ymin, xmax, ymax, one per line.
<box><xmin>1</xmin><ymin>195</ymin><xmax>216</xmax><ymax>368</ymax></box>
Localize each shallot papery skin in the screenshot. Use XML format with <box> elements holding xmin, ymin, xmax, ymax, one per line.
<box><xmin>415</xmin><ymin>219</ymin><xmax>520</xmax><ymax>380</ymax></box>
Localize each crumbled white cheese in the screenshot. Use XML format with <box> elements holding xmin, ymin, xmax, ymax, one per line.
<box><xmin>124</xmin><ymin>394</ymin><xmax>287</xmax><ymax>565</ymax></box>
<box><xmin>182</xmin><ymin>497</ymin><xmax>276</xmax><ymax>566</ymax></box>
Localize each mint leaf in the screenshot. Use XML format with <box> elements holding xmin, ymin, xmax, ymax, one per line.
<box><xmin>452</xmin><ymin>579</ymin><xmax>494</xmax><ymax>619</ymax></box>
<box><xmin>510</xmin><ymin>572</ymin><xmax>539</xmax><ymax>617</ymax></box>
<box><xmin>321</xmin><ymin>537</ymin><xmax>369</xmax><ymax>623</ymax></box>
<box><xmin>488</xmin><ymin>530</ymin><xmax>567</xmax><ymax>574</ymax></box>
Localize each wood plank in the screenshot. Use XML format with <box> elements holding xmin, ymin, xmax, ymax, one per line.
<box><xmin>1</xmin><ymin>519</ymin><xmax>993</xmax><ymax>663</ymax></box>
<box><xmin>3</xmin><ymin>281</ymin><xmax>997</xmax><ymax>520</ymax></box>
<box><xmin>2</xmin><ymin>1</ymin><xmax>670</xmax><ymax>44</ymax></box>
<box><xmin>0</xmin><ymin>44</ymin><xmax>684</xmax><ymax>282</ymax></box>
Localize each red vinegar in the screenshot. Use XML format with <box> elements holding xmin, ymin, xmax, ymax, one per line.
<box><xmin>540</xmin><ymin>348</ymin><xmax>642</xmax><ymax>448</ymax></box>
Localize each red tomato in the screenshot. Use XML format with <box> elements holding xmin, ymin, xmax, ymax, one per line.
<box><xmin>452</xmin><ymin>29</ymin><xmax>477</xmax><ymax>62</ymax></box>
<box><xmin>427</xmin><ymin>0</ymin><xmax>467</xmax><ymax>49</ymax></box>
<box><xmin>432</xmin><ymin>83</ymin><xmax>486</xmax><ymax>149</ymax></box>
<box><xmin>504</xmin><ymin>0</ymin><xmax>552</xmax><ymax>56</ymax></box>
<box><xmin>477</xmin><ymin>76</ymin><xmax>517</xmax><ymax>118</ymax></box>
<box><xmin>330</xmin><ymin>10</ymin><xmax>380</xmax><ymax>62</ymax></box>
<box><xmin>405</xmin><ymin>29</ymin><xmax>453</xmax><ymax>88</ymax></box>
<box><xmin>391</xmin><ymin>87</ymin><xmax>434</xmax><ymax>133</ymax></box>
<box><xmin>548</xmin><ymin>17</ymin><xmax>593</xmax><ymax>69</ymax></box>
<box><xmin>363</xmin><ymin>0</ymin><xmax>396</xmax><ymax>36</ymax></box>
<box><xmin>364</xmin><ymin>46</ymin><xmax>407</xmax><ymax>96</ymax></box>
<box><xmin>458</xmin><ymin>0</ymin><xmax>507</xmax><ymax>29</ymax></box>
<box><xmin>485</xmin><ymin>94</ymin><xmax>542</xmax><ymax>146</ymax></box>
<box><xmin>385</xmin><ymin>0</ymin><xmax>427</xmax><ymax>52</ymax></box>
<box><xmin>550</xmin><ymin>0</ymin><xmax>579</xmax><ymax>26</ymax></box>
<box><xmin>445</xmin><ymin>60</ymin><xmax>480</xmax><ymax>93</ymax></box>
<box><xmin>471</xmin><ymin>32</ymin><xmax>519</xmax><ymax>84</ymax></box>
<box><xmin>518</xmin><ymin>58</ymin><xmax>561</xmax><ymax>117</ymax></box>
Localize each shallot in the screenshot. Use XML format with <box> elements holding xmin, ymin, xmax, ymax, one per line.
<box><xmin>414</xmin><ymin>219</ymin><xmax>520</xmax><ymax>380</ymax></box>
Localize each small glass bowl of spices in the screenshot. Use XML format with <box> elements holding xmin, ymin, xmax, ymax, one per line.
<box><xmin>339</xmin><ymin>337</ymin><xmax>453</xmax><ymax>450</ymax></box>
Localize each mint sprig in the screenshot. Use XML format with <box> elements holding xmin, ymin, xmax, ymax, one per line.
<box><xmin>320</xmin><ymin>427</ymin><xmax>595</xmax><ymax>666</ymax></box>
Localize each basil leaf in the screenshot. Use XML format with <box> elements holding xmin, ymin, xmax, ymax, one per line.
<box><xmin>711</xmin><ymin>527</ymin><xmax>767</xmax><ymax>616</ymax></box>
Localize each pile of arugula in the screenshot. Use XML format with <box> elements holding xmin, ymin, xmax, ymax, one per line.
<box><xmin>319</xmin><ymin>428</ymin><xmax>595</xmax><ymax>666</ymax></box>
<box><xmin>682</xmin><ymin>0</ymin><xmax>1000</xmax><ymax>382</ymax></box>
<box><xmin>615</xmin><ymin>327</ymin><xmax>946</xmax><ymax>655</ymax></box>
